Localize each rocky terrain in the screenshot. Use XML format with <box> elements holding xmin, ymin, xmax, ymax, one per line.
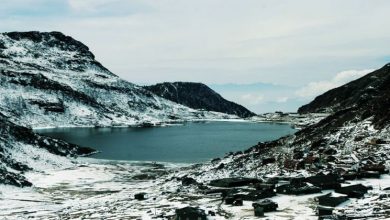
<box><xmin>144</xmin><ymin>82</ymin><xmax>256</xmax><ymax>118</ymax></box>
<box><xmin>173</xmin><ymin>64</ymin><xmax>390</xmax><ymax>219</ymax></box>
<box><xmin>0</xmin><ymin>111</ymin><xmax>95</xmax><ymax>187</ymax></box>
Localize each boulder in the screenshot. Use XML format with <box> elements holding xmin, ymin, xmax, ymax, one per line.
<box><xmin>233</xmin><ymin>198</ymin><xmax>243</xmax><ymax>206</ymax></box>
<box><xmin>317</xmin><ymin>206</ymin><xmax>333</xmax><ymax>217</ymax></box>
<box><xmin>323</xmin><ymin>148</ymin><xmax>337</xmax><ymax>155</ymax></box>
<box><xmin>254</xmin><ymin>207</ymin><xmax>264</xmax><ymax>217</ymax></box>
<box><xmin>209</xmin><ymin>177</ymin><xmax>261</xmax><ymax>188</ymax></box>
<box><xmin>362</xmin><ymin>164</ymin><xmax>387</xmax><ymax>174</ymax></box>
<box><xmin>254</xmin><ymin>183</ymin><xmax>276</xmax><ymax>191</ymax></box>
<box><xmin>181</xmin><ymin>177</ymin><xmax>198</xmax><ymax>186</ymax></box>
<box><xmin>276</xmin><ymin>183</ymin><xmax>321</xmax><ymax>195</ymax></box>
<box><xmin>225</xmin><ymin>196</ymin><xmax>235</xmax><ymax>205</ymax></box>
<box><xmin>335</xmin><ymin>184</ymin><xmax>372</xmax><ymax>198</ymax></box>
<box><xmin>342</xmin><ymin>172</ymin><xmax>358</xmax><ymax>180</ymax></box>
<box><xmin>252</xmin><ymin>199</ymin><xmax>278</xmax><ymax>212</ymax></box>
<box><xmin>317</xmin><ymin>193</ymin><xmax>349</xmax><ymax>207</ymax></box>
<box><xmin>359</xmin><ymin>171</ymin><xmax>381</xmax><ymax>179</ymax></box>
<box><xmin>239</xmin><ymin>189</ymin><xmax>276</xmax><ymax>201</ymax></box>
<box><xmin>262</xmin><ymin>157</ymin><xmax>276</xmax><ymax>165</ymax></box>
<box><xmin>174</xmin><ymin>207</ymin><xmax>207</xmax><ymax>220</ymax></box>
<box><xmin>305</xmin><ymin>174</ymin><xmax>342</xmax><ymax>190</ymax></box>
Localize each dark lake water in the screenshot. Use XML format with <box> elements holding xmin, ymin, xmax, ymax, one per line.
<box><xmin>37</xmin><ymin>121</ymin><xmax>295</xmax><ymax>163</ymax></box>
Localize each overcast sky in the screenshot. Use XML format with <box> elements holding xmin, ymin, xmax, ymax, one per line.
<box><xmin>1</xmin><ymin>0</ymin><xmax>389</xmax><ymax>112</ymax></box>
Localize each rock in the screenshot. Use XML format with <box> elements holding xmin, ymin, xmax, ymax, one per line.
<box><xmin>211</xmin><ymin>158</ymin><xmax>221</xmax><ymax>163</ymax></box>
<box><xmin>134</xmin><ymin>193</ymin><xmax>147</xmax><ymax>200</ymax></box>
<box><xmin>181</xmin><ymin>177</ymin><xmax>198</xmax><ymax>186</ymax></box>
<box><xmin>132</xmin><ymin>174</ymin><xmax>155</xmax><ymax>180</ymax></box>
<box><xmin>293</xmin><ymin>150</ymin><xmax>304</xmax><ymax>159</ymax></box>
<box><xmin>335</xmin><ymin>184</ymin><xmax>372</xmax><ymax>198</ymax></box>
<box><xmin>254</xmin><ymin>206</ymin><xmax>264</xmax><ymax>217</ymax></box>
<box><xmin>323</xmin><ymin>148</ymin><xmax>337</xmax><ymax>155</ymax></box>
<box><xmin>174</xmin><ymin>207</ymin><xmax>207</xmax><ymax>220</ymax></box>
<box><xmin>204</xmin><ymin>188</ymin><xmax>232</xmax><ymax>196</ymax></box>
<box><xmin>325</xmin><ymin>155</ymin><xmax>337</xmax><ymax>162</ymax></box>
<box><xmin>0</xmin><ymin>168</ymin><xmax>32</xmax><ymax>187</ymax></box>
<box><xmin>362</xmin><ymin>164</ymin><xmax>387</xmax><ymax>173</ymax></box>
<box><xmin>359</xmin><ymin>171</ymin><xmax>381</xmax><ymax>179</ymax></box>
<box><xmin>239</xmin><ymin>189</ymin><xmax>276</xmax><ymax>201</ymax></box>
<box><xmin>317</xmin><ymin>206</ymin><xmax>333</xmax><ymax>217</ymax></box>
<box><xmin>232</xmin><ymin>198</ymin><xmax>243</xmax><ymax>206</ymax></box>
<box><xmin>216</xmin><ymin>163</ymin><xmax>225</xmax><ymax>169</ymax></box>
<box><xmin>254</xmin><ymin>183</ymin><xmax>276</xmax><ymax>191</ymax></box>
<box><xmin>284</xmin><ymin>159</ymin><xmax>299</xmax><ymax>170</ymax></box>
<box><xmin>209</xmin><ymin>177</ymin><xmax>261</xmax><ymax>188</ymax></box>
<box><xmin>225</xmin><ymin>196</ymin><xmax>235</xmax><ymax>205</ymax></box>
<box><xmin>252</xmin><ymin>199</ymin><xmax>278</xmax><ymax>212</ymax></box>
<box><xmin>262</xmin><ymin>157</ymin><xmax>276</xmax><ymax>165</ymax></box>
<box><xmin>342</xmin><ymin>172</ymin><xmax>358</xmax><ymax>181</ymax></box>
<box><xmin>305</xmin><ymin>174</ymin><xmax>342</xmax><ymax>190</ymax></box>
<box><xmin>317</xmin><ymin>193</ymin><xmax>349</xmax><ymax>207</ymax></box>
<box><xmin>276</xmin><ymin>183</ymin><xmax>321</xmax><ymax>195</ymax></box>
<box><xmin>208</xmin><ymin>211</ymin><xmax>215</xmax><ymax>216</ymax></box>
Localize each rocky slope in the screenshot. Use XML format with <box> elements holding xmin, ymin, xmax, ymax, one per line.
<box><xmin>0</xmin><ymin>111</ymin><xmax>95</xmax><ymax>186</ymax></box>
<box><xmin>0</xmin><ymin>31</ymin><xmax>234</xmax><ymax>128</ymax></box>
<box><xmin>194</xmin><ymin>63</ymin><xmax>390</xmax><ymax>182</ymax></box>
<box><xmin>298</xmin><ymin>63</ymin><xmax>390</xmax><ymax>114</ymax></box>
<box><xmin>176</xmin><ymin>63</ymin><xmax>390</xmax><ymax>219</ymax></box>
<box><xmin>144</xmin><ymin>82</ymin><xmax>256</xmax><ymax>118</ymax></box>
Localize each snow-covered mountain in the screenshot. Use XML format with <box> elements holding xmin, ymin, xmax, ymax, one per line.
<box><xmin>144</xmin><ymin>82</ymin><xmax>256</xmax><ymax>118</ymax></box>
<box><xmin>0</xmin><ymin>31</ymin><xmax>234</xmax><ymax>128</ymax></box>
<box><xmin>0</xmin><ymin>31</ymin><xmax>236</xmax><ymax>186</ymax></box>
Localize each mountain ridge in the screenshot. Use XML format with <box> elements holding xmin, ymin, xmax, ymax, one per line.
<box><xmin>298</xmin><ymin>63</ymin><xmax>390</xmax><ymax>114</ymax></box>
<box><xmin>144</xmin><ymin>82</ymin><xmax>256</xmax><ymax>118</ymax></box>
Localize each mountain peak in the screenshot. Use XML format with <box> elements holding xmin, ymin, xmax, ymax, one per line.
<box><xmin>3</xmin><ymin>31</ymin><xmax>93</xmax><ymax>58</ymax></box>
<box><xmin>0</xmin><ymin>31</ymin><xmax>112</xmax><ymax>75</ymax></box>
<box><xmin>144</xmin><ymin>82</ymin><xmax>256</xmax><ymax>118</ymax></box>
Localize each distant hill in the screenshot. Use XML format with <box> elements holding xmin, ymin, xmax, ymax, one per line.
<box><xmin>144</xmin><ymin>82</ymin><xmax>256</xmax><ymax>118</ymax></box>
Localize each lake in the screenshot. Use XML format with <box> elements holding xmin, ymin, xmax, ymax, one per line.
<box><xmin>37</xmin><ymin>121</ymin><xmax>295</xmax><ymax>163</ymax></box>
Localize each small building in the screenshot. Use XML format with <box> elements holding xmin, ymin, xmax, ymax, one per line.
<box><xmin>134</xmin><ymin>192</ymin><xmax>147</xmax><ymax>200</ymax></box>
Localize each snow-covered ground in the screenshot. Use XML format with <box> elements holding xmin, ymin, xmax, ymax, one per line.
<box><xmin>1</xmin><ymin>157</ymin><xmax>390</xmax><ymax>219</ymax></box>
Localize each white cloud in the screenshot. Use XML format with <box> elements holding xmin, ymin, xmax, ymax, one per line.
<box><xmin>68</xmin><ymin>0</ymin><xmax>117</xmax><ymax>11</ymax></box>
<box><xmin>241</xmin><ymin>93</ymin><xmax>264</xmax><ymax>105</ymax></box>
<box><xmin>0</xmin><ymin>1</ymin><xmax>389</xmax><ymax>86</ymax></box>
<box><xmin>296</xmin><ymin>69</ymin><xmax>374</xmax><ymax>97</ymax></box>
<box><xmin>276</xmin><ymin>97</ymin><xmax>289</xmax><ymax>103</ymax></box>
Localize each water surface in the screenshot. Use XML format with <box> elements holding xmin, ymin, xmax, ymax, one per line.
<box><xmin>37</xmin><ymin>121</ymin><xmax>295</xmax><ymax>163</ymax></box>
